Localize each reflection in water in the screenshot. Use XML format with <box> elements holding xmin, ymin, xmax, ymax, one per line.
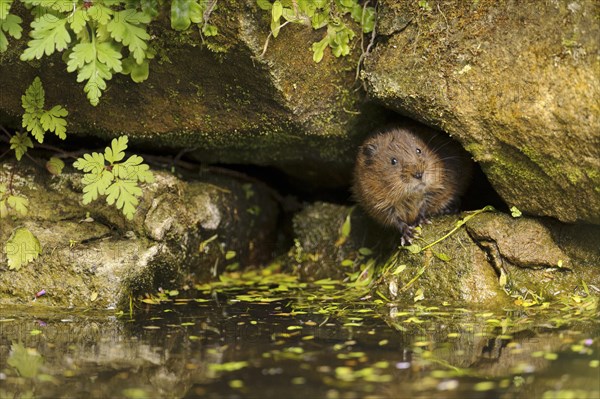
<box><xmin>0</xmin><ymin>292</ymin><xmax>598</xmax><ymax>399</ymax></box>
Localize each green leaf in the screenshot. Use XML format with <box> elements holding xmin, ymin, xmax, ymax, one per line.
<box><xmin>5</xmin><ymin>227</ymin><xmax>41</xmax><ymax>271</ymax></box>
<box><xmin>202</xmin><ymin>23</ymin><xmax>218</xmax><ymax>37</ymax></box>
<box><xmin>69</xmin><ymin>9</ymin><xmax>89</xmax><ymax>34</ymax></box>
<box><xmin>105</xmin><ymin>136</ymin><xmax>128</xmax><ymax>164</ymax></box>
<box><xmin>0</xmin><ymin>13</ymin><xmax>22</xmax><ymax>52</ymax></box>
<box><xmin>122</xmin><ymin>56</ymin><xmax>150</xmax><ymax>82</ymax></box>
<box><xmin>107</xmin><ymin>10</ymin><xmax>151</xmax><ymax>64</ymax></box>
<box><xmin>272</xmin><ymin>0</ymin><xmax>283</xmax><ymax>21</ymax></box>
<box><xmin>118</xmin><ymin>154</ymin><xmax>154</xmax><ymax>183</ymax></box>
<box><xmin>67</xmin><ymin>40</ymin><xmax>121</xmax><ymax>106</ymax></box>
<box><xmin>87</xmin><ymin>4</ymin><xmax>114</xmax><ymax>25</ymax></box>
<box><xmin>361</xmin><ymin>6</ymin><xmax>375</xmax><ymax>33</ymax></box>
<box><xmin>73</xmin><ymin>152</ymin><xmax>106</xmax><ymax>174</ymax></box>
<box><xmin>256</xmin><ymin>0</ymin><xmax>272</xmax><ymax>11</ymax></box>
<box><xmin>9</xmin><ymin>132</ymin><xmax>33</xmax><ymax>161</ymax></box>
<box><xmin>510</xmin><ymin>206</ymin><xmax>522</xmax><ymax>218</ymax></box>
<box><xmin>434</xmin><ymin>251</ymin><xmax>451</xmax><ymax>262</ymax></box>
<box><xmin>171</xmin><ymin>0</ymin><xmax>203</xmax><ymax>31</ymax></box>
<box><xmin>74</xmin><ymin>136</ymin><xmax>152</xmax><ymax>219</ymax></box>
<box><xmin>341</xmin><ymin>213</ymin><xmax>351</xmax><ymax>238</ymax></box>
<box><xmin>105</xmin><ymin>179</ymin><xmax>142</xmax><ymax>220</ymax></box>
<box><xmin>311</xmin><ymin>11</ymin><xmax>328</xmax><ymax>29</ymax></box>
<box><xmin>0</xmin><ymin>0</ymin><xmax>12</xmax><ymax>19</ymax></box>
<box><xmin>311</xmin><ymin>36</ymin><xmax>328</xmax><ymax>62</ymax></box>
<box><xmin>7</xmin><ymin>195</ymin><xmax>28</xmax><ymax>216</ymax></box>
<box><xmin>21</xmin><ymin>77</ymin><xmax>68</xmax><ymax>141</ymax></box>
<box><xmin>21</xmin><ymin>77</ymin><xmax>45</xmax><ymax>142</ymax></box>
<box><xmin>40</xmin><ymin>105</ymin><xmax>68</xmax><ymax>140</ymax></box>
<box><xmin>140</xmin><ymin>0</ymin><xmax>160</xmax><ymax>18</ymax></box>
<box><xmin>20</xmin><ymin>12</ymin><xmax>70</xmax><ymax>60</ymax></box>
<box><xmin>46</xmin><ymin>157</ymin><xmax>65</xmax><ymax>175</ymax></box>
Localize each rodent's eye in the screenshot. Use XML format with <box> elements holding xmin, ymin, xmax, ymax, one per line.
<box><xmin>416</xmin><ymin>148</ymin><xmax>422</xmax><ymax>155</ymax></box>
<box><xmin>391</xmin><ymin>157</ymin><xmax>398</xmax><ymax>166</ymax></box>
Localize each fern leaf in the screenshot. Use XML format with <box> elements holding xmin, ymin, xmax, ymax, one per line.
<box><xmin>21</xmin><ymin>77</ymin><xmax>45</xmax><ymax>142</ymax></box>
<box><xmin>105</xmin><ymin>179</ymin><xmax>142</xmax><ymax>220</ymax></box>
<box><xmin>40</xmin><ymin>105</ymin><xmax>68</xmax><ymax>140</ymax></box>
<box><xmin>116</xmin><ymin>154</ymin><xmax>154</xmax><ymax>183</ymax></box>
<box><xmin>81</xmin><ymin>169</ymin><xmax>113</xmax><ymax>204</ymax></box>
<box><xmin>0</xmin><ymin>0</ymin><xmax>12</xmax><ymax>19</ymax></box>
<box><xmin>68</xmin><ymin>40</ymin><xmax>121</xmax><ymax>106</ymax></box>
<box><xmin>20</xmin><ymin>12</ymin><xmax>70</xmax><ymax>60</ymax></box>
<box><xmin>0</xmin><ymin>13</ymin><xmax>22</xmax><ymax>52</ymax></box>
<box><xmin>86</xmin><ymin>4</ymin><xmax>114</xmax><ymax>25</ymax></box>
<box><xmin>107</xmin><ymin>9</ymin><xmax>151</xmax><ymax>64</ymax></box>
<box><xmin>73</xmin><ymin>152</ymin><xmax>105</xmax><ymax>174</ymax></box>
<box><xmin>105</xmin><ymin>136</ymin><xmax>128</xmax><ymax>164</ymax></box>
<box><xmin>122</xmin><ymin>56</ymin><xmax>150</xmax><ymax>82</ymax></box>
<box><xmin>9</xmin><ymin>132</ymin><xmax>34</xmax><ymax>161</ymax></box>
<box><xmin>69</xmin><ymin>8</ymin><xmax>89</xmax><ymax>34</ymax></box>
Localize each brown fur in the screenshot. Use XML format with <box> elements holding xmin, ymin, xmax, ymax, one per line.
<box><xmin>353</xmin><ymin>125</ymin><xmax>472</xmax><ymax>244</ymax></box>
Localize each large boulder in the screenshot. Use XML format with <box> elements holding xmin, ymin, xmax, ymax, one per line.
<box><xmin>0</xmin><ymin>161</ymin><xmax>278</xmax><ymax>308</ymax></box>
<box><xmin>363</xmin><ymin>0</ymin><xmax>600</xmax><ymax>223</ymax></box>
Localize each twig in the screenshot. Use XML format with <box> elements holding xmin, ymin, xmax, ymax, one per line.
<box><xmin>260</xmin><ymin>20</ymin><xmax>293</xmax><ymax>58</ymax></box>
<box><xmin>355</xmin><ymin>1</ymin><xmax>378</xmax><ymax>83</ymax></box>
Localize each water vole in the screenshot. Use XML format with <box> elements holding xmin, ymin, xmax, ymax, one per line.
<box><xmin>353</xmin><ymin>125</ymin><xmax>473</xmax><ymax>244</ymax></box>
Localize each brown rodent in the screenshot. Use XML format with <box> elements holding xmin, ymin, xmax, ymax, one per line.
<box><xmin>353</xmin><ymin>125</ymin><xmax>473</xmax><ymax>244</ymax></box>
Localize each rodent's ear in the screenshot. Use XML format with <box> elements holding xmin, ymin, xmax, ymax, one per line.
<box><xmin>362</xmin><ymin>143</ymin><xmax>377</xmax><ymax>158</ymax></box>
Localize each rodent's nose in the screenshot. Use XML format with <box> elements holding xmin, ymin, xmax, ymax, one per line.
<box><xmin>413</xmin><ymin>172</ymin><xmax>423</xmax><ymax>180</ymax></box>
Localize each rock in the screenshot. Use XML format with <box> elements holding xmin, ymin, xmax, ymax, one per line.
<box><xmin>289</xmin><ymin>202</ymin><xmax>600</xmax><ymax>306</ymax></box>
<box><xmin>465</xmin><ymin>212</ymin><xmax>600</xmax><ymax>298</ymax></box>
<box><xmin>363</xmin><ymin>0</ymin><xmax>600</xmax><ymax>223</ymax></box>
<box><xmin>0</xmin><ymin>161</ymin><xmax>278</xmax><ymax>308</ymax></box>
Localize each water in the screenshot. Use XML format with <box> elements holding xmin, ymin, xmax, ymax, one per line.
<box><xmin>1</xmin><ymin>281</ymin><xmax>599</xmax><ymax>399</ymax></box>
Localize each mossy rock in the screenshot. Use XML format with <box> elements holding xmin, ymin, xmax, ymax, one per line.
<box><xmin>0</xmin><ymin>161</ymin><xmax>278</xmax><ymax>308</ymax></box>
<box><xmin>363</xmin><ymin>0</ymin><xmax>600</xmax><ymax>223</ymax></box>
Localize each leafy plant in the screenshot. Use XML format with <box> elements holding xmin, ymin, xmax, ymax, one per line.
<box><xmin>73</xmin><ymin>135</ymin><xmax>154</xmax><ymax>219</ymax></box>
<box><xmin>257</xmin><ymin>0</ymin><xmax>375</xmax><ymax>62</ymax></box>
<box><xmin>21</xmin><ymin>77</ymin><xmax>68</xmax><ymax>141</ymax></box>
<box><xmin>0</xmin><ymin>1</ymin><xmax>222</xmax><ymax>106</ymax></box>
<box><xmin>7</xmin><ymin>77</ymin><xmax>68</xmax><ymax>161</ymax></box>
